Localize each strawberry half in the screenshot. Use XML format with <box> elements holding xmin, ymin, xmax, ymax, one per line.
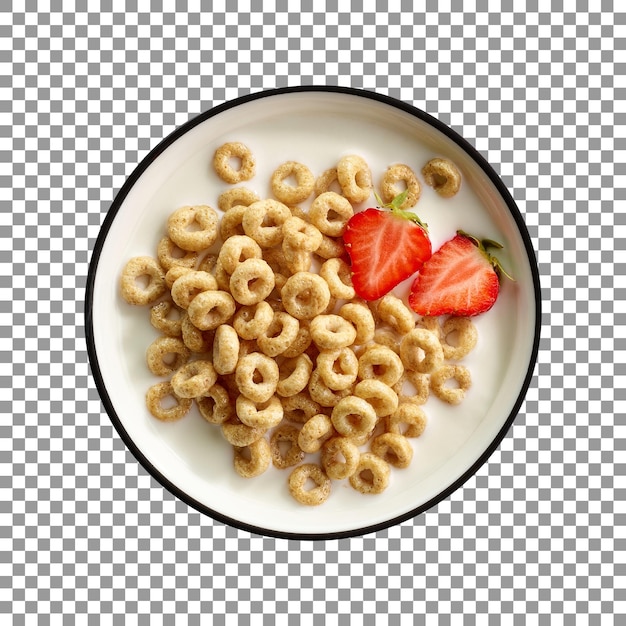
<box><xmin>408</xmin><ymin>231</ymin><xmax>512</xmax><ymax>317</ymax></box>
<box><xmin>343</xmin><ymin>191</ymin><xmax>432</xmax><ymax>301</ymax></box>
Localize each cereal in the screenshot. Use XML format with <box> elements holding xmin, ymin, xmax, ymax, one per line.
<box><xmin>401</xmin><ymin>370</ymin><xmax>431</xmax><ymax>406</ymax></box>
<box><xmin>314</xmin><ymin>234</ymin><xmax>346</xmax><ymax>260</ymax></box>
<box><xmin>421</xmin><ymin>157</ymin><xmax>461</xmax><ymax>198</ymax></box>
<box><xmin>242</xmin><ymin>199</ymin><xmax>291</xmax><ymax>248</ymax></box>
<box><xmin>331</xmin><ymin>395</ymin><xmax>377</xmax><ymax>440</ymax></box>
<box><xmin>336</xmin><ymin>155</ymin><xmax>372</xmax><ymax>204</ymax></box>
<box><xmin>217</xmin><ymin>187</ymin><xmax>260</xmax><ymax>212</ymax></box>
<box><xmin>232</xmin><ymin>301</ymin><xmax>274</xmax><ymax>340</ymax></box>
<box><xmin>145</xmin><ymin>336</ymin><xmax>190</xmax><ymax>377</ymax></box>
<box><xmin>357</xmin><ymin>344</ymin><xmax>404</xmax><ymax>387</ymax></box>
<box><xmin>156</xmin><ymin>237</ymin><xmax>198</xmax><ymax>271</ymax></box>
<box><xmin>181</xmin><ymin>314</ymin><xmax>213</xmax><ymax>352</ymax></box>
<box><xmin>213</xmin><ymin>141</ymin><xmax>256</xmax><ymax>184</ymax></box>
<box><xmin>309</xmin><ymin>191</ymin><xmax>354</xmax><ymax>237</ymax></box>
<box><xmin>298</xmin><ymin>413</ymin><xmax>335</xmax><ymax>454</ymax></box>
<box><xmin>270</xmin><ymin>161</ymin><xmax>315</xmax><ymax>205</ymax></box>
<box><xmin>217</xmin><ymin>235</ymin><xmax>263</xmax><ymax>274</ymax></box>
<box><xmin>145</xmin><ymin>382</ymin><xmax>192</xmax><ymax>422</ymax></box>
<box><xmin>270</xmin><ymin>423</ymin><xmax>305</xmax><ymax>469</ymax></box>
<box><xmin>349</xmin><ymin>453</ymin><xmax>390</xmax><ymax>495</ymax></box>
<box><xmin>354</xmin><ymin>379</ymin><xmax>399</xmax><ymax>418</ymax></box>
<box><xmin>399</xmin><ymin>328</ymin><xmax>444</xmax><ymax>374</ymax></box>
<box><xmin>338</xmin><ymin>302</ymin><xmax>376</xmax><ymax>345</ymax></box>
<box><xmin>170</xmin><ymin>271</ymin><xmax>218</xmax><ymax>309</ymax></box>
<box><xmin>187</xmin><ymin>290</ymin><xmax>236</xmax><ymax>331</ymax></box>
<box><xmin>316</xmin><ymin>347</ymin><xmax>359</xmax><ymax>391</ymax></box>
<box><xmin>277</xmin><ymin>354</ymin><xmax>313</xmax><ymax>397</ymax></box>
<box><xmin>281</xmin><ymin>392</ymin><xmax>321</xmax><ymax>424</ymax></box>
<box><xmin>219</xmin><ymin>204</ymin><xmax>247</xmax><ymax>240</ymax></box>
<box><xmin>170</xmin><ymin>360</ymin><xmax>218</xmax><ymax>398</ymax></box>
<box><xmin>213</xmin><ymin>324</ymin><xmax>240</xmax><ymax>375</ymax></box>
<box><xmin>319</xmin><ymin>257</ymin><xmax>355</xmax><ymax>300</ymax></box>
<box><xmin>282</xmin><ymin>216</ymin><xmax>323</xmax><ymax>252</ymax></box>
<box><xmin>234</xmin><ymin>437</ymin><xmax>271</xmax><ymax>478</ymax></box>
<box><xmin>167</xmin><ymin>205</ymin><xmax>219</xmax><ymax>252</ymax></box>
<box><xmin>164</xmin><ymin>265</ymin><xmax>193</xmax><ymax>290</ymax></box>
<box><xmin>235</xmin><ymin>352</ymin><xmax>279</xmax><ymax>403</ymax></box>
<box><xmin>430</xmin><ymin>364</ymin><xmax>471</xmax><ymax>405</ymax></box>
<box><xmin>236</xmin><ymin>394</ymin><xmax>284</xmax><ymax>429</ymax></box>
<box><xmin>370</xmin><ymin>432</ymin><xmax>413</xmax><ymax>469</ymax></box>
<box><xmin>120</xmin><ymin>256</ymin><xmax>166</xmax><ymax>306</ymax></box>
<box><xmin>314</xmin><ymin>167</ymin><xmax>342</xmax><ymax>196</ymax></box>
<box><xmin>376</xmin><ymin>294</ymin><xmax>415</xmax><ymax>335</ymax></box>
<box><xmin>221</xmin><ymin>416</ymin><xmax>266</xmax><ymax>447</ymax></box>
<box><xmin>380</xmin><ymin>164</ymin><xmax>421</xmax><ymax>209</ymax></box>
<box><xmin>281</xmin><ymin>272</ymin><xmax>331</xmax><ymax>320</ymax></box>
<box><xmin>310</xmin><ymin>314</ymin><xmax>357</xmax><ymax>350</ymax></box>
<box><xmin>307</xmin><ymin>368</ymin><xmax>352</xmax><ymax>408</ymax></box>
<box><xmin>229</xmin><ymin>258</ymin><xmax>275</xmax><ymax>306</ymax></box>
<box><xmin>150</xmin><ymin>300</ymin><xmax>183</xmax><ymax>338</ymax></box>
<box><xmin>197</xmin><ymin>383</ymin><xmax>233</xmax><ymax>424</ymax></box>
<box><xmin>320</xmin><ymin>436</ymin><xmax>360</xmax><ymax>480</ymax></box>
<box><xmin>440</xmin><ymin>316</ymin><xmax>478</xmax><ymax>361</ymax></box>
<box><xmin>386</xmin><ymin>402</ymin><xmax>427</xmax><ymax>438</ymax></box>
<box><xmin>288</xmin><ymin>463</ymin><xmax>331</xmax><ymax>506</ymax></box>
<box><xmin>281</xmin><ymin>320</ymin><xmax>313</xmax><ymax>358</ymax></box>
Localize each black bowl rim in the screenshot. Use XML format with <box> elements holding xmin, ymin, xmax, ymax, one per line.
<box><xmin>85</xmin><ymin>85</ymin><xmax>542</xmax><ymax>541</ymax></box>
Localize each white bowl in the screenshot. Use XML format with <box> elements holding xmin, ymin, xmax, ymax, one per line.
<box><xmin>86</xmin><ymin>87</ymin><xmax>541</xmax><ymax>539</ymax></box>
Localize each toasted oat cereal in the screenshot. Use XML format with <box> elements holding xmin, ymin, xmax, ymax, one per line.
<box><xmin>422</xmin><ymin>157</ymin><xmax>461</xmax><ymax>198</ymax></box>
<box><xmin>120</xmin><ymin>256</ymin><xmax>166</xmax><ymax>306</ymax></box>
<box><xmin>213</xmin><ymin>141</ymin><xmax>256</xmax><ymax>184</ymax></box>
<box><xmin>288</xmin><ymin>463</ymin><xmax>331</xmax><ymax>506</ymax></box>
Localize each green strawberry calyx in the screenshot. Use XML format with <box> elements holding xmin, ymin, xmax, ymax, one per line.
<box><xmin>457</xmin><ymin>230</ymin><xmax>515</xmax><ymax>282</ymax></box>
<box><xmin>374</xmin><ymin>190</ymin><xmax>428</xmax><ymax>231</ymax></box>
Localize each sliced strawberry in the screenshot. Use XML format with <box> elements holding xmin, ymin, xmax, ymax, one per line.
<box><xmin>408</xmin><ymin>231</ymin><xmax>511</xmax><ymax>317</ymax></box>
<box><xmin>343</xmin><ymin>194</ymin><xmax>431</xmax><ymax>301</ymax></box>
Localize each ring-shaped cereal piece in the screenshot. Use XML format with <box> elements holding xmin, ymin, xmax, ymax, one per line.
<box><xmin>164</xmin><ymin>265</ymin><xmax>192</xmax><ymax>290</ymax></box>
<box><xmin>221</xmin><ymin>416</ymin><xmax>266</xmax><ymax>447</ymax></box>
<box><xmin>288</xmin><ymin>463</ymin><xmax>331</xmax><ymax>506</ymax></box>
<box><xmin>399</xmin><ymin>328</ymin><xmax>444</xmax><ymax>374</ymax></box>
<box><xmin>197</xmin><ymin>253</ymin><xmax>218</xmax><ymax>274</ymax></box>
<box><xmin>421</xmin><ymin>157</ymin><xmax>462</xmax><ymax>198</ymax></box>
<box><xmin>270</xmin><ymin>423</ymin><xmax>305</xmax><ymax>469</ymax></box>
<box><xmin>219</xmin><ymin>204</ymin><xmax>247</xmax><ymax>241</ymax></box>
<box><xmin>229</xmin><ymin>258</ymin><xmax>275</xmax><ymax>306</ymax></box>
<box><xmin>120</xmin><ymin>256</ymin><xmax>166</xmax><ymax>306</ymax></box>
<box><xmin>370</xmin><ymin>432</ymin><xmax>413</xmax><ymax>469</ymax></box>
<box><xmin>370</xmin><ymin>329</ymin><xmax>401</xmax><ymax>355</ymax></box>
<box><xmin>233</xmin><ymin>437</ymin><xmax>271</xmax><ymax>478</ymax></box>
<box><xmin>309</xmin><ymin>192</ymin><xmax>354</xmax><ymax>237</ymax></box>
<box><xmin>213</xmin><ymin>324</ymin><xmax>240</xmax><ymax>375</ymax></box>
<box><xmin>418</xmin><ymin>316</ymin><xmax>442</xmax><ymax>339</ymax></box>
<box><xmin>232</xmin><ymin>301</ymin><xmax>274</xmax><ymax>341</ymax></box>
<box><xmin>430</xmin><ymin>364</ymin><xmax>471</xmax><ymax>405</ymax></box>
<box><xmin>257</xmin><ymin>311</ymin><xmax>300</xmax><ymax>358</ymax></box>
<box><xmin>217</xmin><ymin>235</ymin><xmax>263</xmax><ymax>275</ymax></box>
<box><xmin>281</xmin><ymin>320</ymin><xmax>313</xmax><ymax>359</ymax></box>
<box><xmin>277</xmin><ymin>353</ymin><xmax>313</xmax><ymax>397</ymax></box>
<box><xmin>380</xmin><ymin>164</ymin><xmax>421</xmax><ymax>209</ymax></box>
<box><xmin>145</xmin><ymin>336</ymin><xmax>190</xmax><ymax>377</ymax></box>
<box><xmin>376</xmin><ymin>294</ymin><xmax>416</xmax><ymax>335</ymax></box>
<box><xmin>298</xmin><ymin>413</ymin><xmax>335</xmax><ymax>454</ymax></box>
<box><xmin>282</xmin><ymin>241</ymin><xmax>312</xmax><ymax>274</ymax></box>
<box><xmin>150</xmin><ymin>300</ymin><xmax>184</xmax><ymax>338</ymax></box>
<box><xmin>349</xmin><ymin>452</ymin><xmax>390</xmax><ymax>495</ymax></box>
<box><xmin>146</xmin><ymin>382</ymin><xmax>192</xmax><ymax>422</ymax></box>
<box><xmin>282</xmin><ymin>216</ymin><xmax>323</xmax><ymax>252</ymax></box>
<box><xmin>387</xmin><ymin>402</ymin><xmax>427</xmax><ymax>438</ymax></box>
<box><xmin>270</xmin><ymin>161</ymin><xmax>315</xmax><ymax>205</ymax></box>
<box><xmin>281</xmin><ymin>392</ymin><xmax>322</xmax><ymax>424</ymax></box>
<box><xmin>354</xmin><ymin>379</ymin><xmax>399</xmax><ymax>418</ymax></box>
<box><xmin>336</xmin><ymin>155</ymin><xmax>373</xmax><ymax>204</ymax></box>
<box><xmin>310</xmin><ymin>314</ymin><xmax>357</xmax><ymax>350</ymax></box>
<box><xmin>242</xmin><ymin>199</ymin><xmax>291</xmax><ymax>248</ymax></box>
<box><xmin>170</xmin><ymin>359</ymin><xmax>218</xmax><ymax>399</ymax></box>
<box><xmin>319</xmin><ymin>257</ymin><xmax>355</xmax><ymax>301</ymax></box>
<box><xmin>307</xmin><ymin>368</ymin><xmax>352</xmax><ymax>408</ymax></box>
<box><xmin>357</xmin><ymin>345</ymin><xmax>404</xmax><ymax>387</ymax></box>
<box><xmin>314</xmin><ymin>167</ymin><xmax>343</xmax><ymax>197</ymax></box>
<box><xmin>236</xmin><ymin>394</ymin><xmax>284</xmax><ymax>429</ymax></box>
<box><xmin>320</xmin><ymin>436</ymin><xmax>360</xmax><ymax>480</ymax></box>
<box><xmin>281</xmin><ymin>272</ymin><xmax>331</xmax><ymax>321</ymax></box>
<box><xmin>235</xmin><ymin>351</ymin><xmax>279</xmax><ymax>403</ymax></box>
<box><xmin>170</xmin><ymin>271</ymin><xmax>218</xmax><ymax>309</ymax></box>
<box><xmin>187</xmin><ymin>290</ymin><xmax>236</xmax><ymax>331</ymax></box>
<box><xmin>213</xmin><ymin>141</ymin><xmax>256</xmax><ymax>184</ymax></box>
<box><xmin>401</xmin><ymin>370</ymin><xmax>431</xmax><ymax>406</ymax></box>
<box><xmin>338</xmin><ymin>301</ymin><xmax>376</xmax><ymax>345</ymax></box>
<box><xmin>213</xmin><ymin>258</ymin><xmax>233</xmax><ymax>292</ymax></box>
<box><xmin>331</xmin><ymin>395</ymin><xmax>377</xmax><ymax>440</ymax></box>
<box><xmin>156</xmin><ymin>237</ymin><xmax>199</xmax><ymax>272</ymax></box>
<box><xmin>315</xmin><ymin>234</ymin><xmax>346</xmax><ymax>260</ymax></box>
<box><xmin>197</xmin><ymin>384</ymin><xmax>234</xmax><ymax>425</ymax></box>
<box><xmin>181</xmin><ymin>314</ymin><xmax>213</xmax><ymax>352</ymax></box>
<box><xmin>167</xmin><ymin>205</ymin><xmax>219</xmax><ymax>252</ymax></box>
<box><xmin>217</xmin><ymin>187</ymin><xmax>260</xmax><ymax>212</ymax></box>
<box><xmin>440</xmin><ymin>317</ymin><xmax>478</xmax><ymax>361</ymax></box>
<box><xmin>316</xmin><ymin>348</ymin><xmax>359</xmax><ymax>391</ymax></box>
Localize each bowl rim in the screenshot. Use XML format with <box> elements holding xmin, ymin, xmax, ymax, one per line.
<box><xmin>85</xmin><ymin>85</ymin><xmax>542</xmax><ymax>540</ymax></box>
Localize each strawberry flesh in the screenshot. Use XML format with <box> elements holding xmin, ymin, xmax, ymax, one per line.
<box><xmin>343</xmin><ymin>208</ymin><xmax>432</xmax><ymax>301</ymax></box>
<box><xmin>408</xmin><ymin>233</ymin><xmax>500</xmax><ymax>317</ymax></box>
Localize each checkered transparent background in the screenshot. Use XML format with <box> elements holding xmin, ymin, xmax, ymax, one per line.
<box><xmin>2</xmin><ymin>2</ymin><xmax>624</xmax><ymax>622</ymax></box>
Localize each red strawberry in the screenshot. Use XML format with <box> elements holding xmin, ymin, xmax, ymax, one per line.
<box><xmin>408</xmin><ymin>231</ymin><xmax>512</xmax><ymax>317</ymax></box>
<box><xmin>343</xmin><ymin>192</ymin><xmax>432</xmax><ymax>301</ymax></box>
